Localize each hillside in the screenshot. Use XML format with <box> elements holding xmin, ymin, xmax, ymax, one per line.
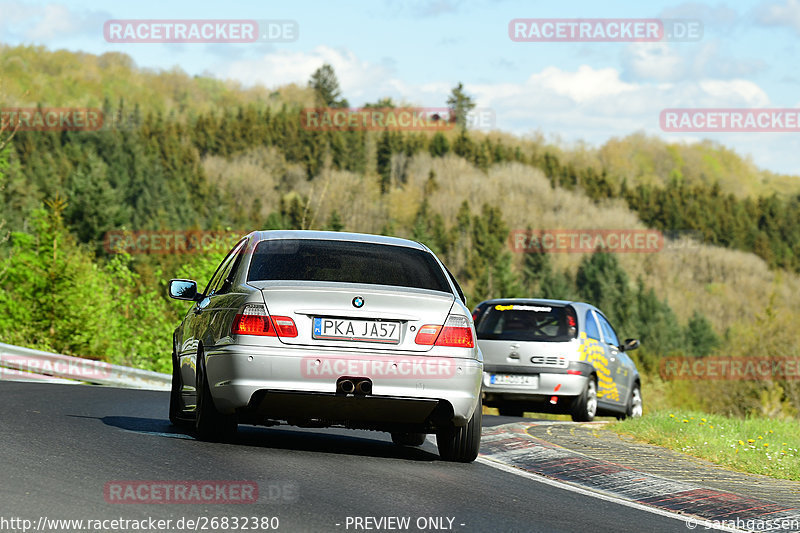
<box><xmin>0</xmin><ymin>44</ymin><xmax>314</xmax><ymax>113</ymax></box>
<box><xmin>1</xmin><ymin>44</ymin><xmax>797</xmax><ymax>199</ymax></box>
<box><xmin>204</xmin><ymin>146</ymin><xmax>800</xmax><ymax>355</ymax></box>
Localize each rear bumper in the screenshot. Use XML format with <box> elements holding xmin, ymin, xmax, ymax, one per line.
<box><xmin>481</xmin><ymin>362</ymin><xmax>592</xmax><ymax>402</ymax></box>
<box><xmin>204</xmin><ymin>344</ymin><xmax>482</xmax><ymax>428</ymax></box>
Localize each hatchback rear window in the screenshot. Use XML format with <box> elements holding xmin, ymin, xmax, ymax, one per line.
<box><xmin>247</xmin><ymin>239</ymin><xmax>451</xmax><ymax>293</ymax></box>
<box><xmin>476</xmin><ymin>303</ymin><xmax>577</xmax><ymax>342</ymax></box>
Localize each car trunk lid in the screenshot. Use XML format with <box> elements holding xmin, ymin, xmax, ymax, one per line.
<box><xmin>250</xmin><ymin>280</ymin><xmax>456</xmax><ymax>353</ymax></box>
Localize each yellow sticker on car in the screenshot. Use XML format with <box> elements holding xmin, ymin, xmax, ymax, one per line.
<box><xmin>578</xmin><ymin>335</ymin><xmax>620</xmax><ymax>402</ymax></box>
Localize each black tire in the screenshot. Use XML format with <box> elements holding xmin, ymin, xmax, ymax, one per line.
<box><xmin>570</xmin><ymin>377</ymin><xmax>597</xmax><ymax>422</ymax></box>
<box><xmin>169</xmin><ymin>347</ymin><xmax>194</xmax><ymax>427</ymax></box>
<box><xmin>195</xmin><ymin>349</ymin><xmax>237</xmax><ymax>442</ymax></box>
<box><xmin>617</xmin><ymin>384</ymin><xmax>643</xmax><ymax>420</ymax></box>
<box><xmin>391</xmin><ymin>432</ymin><xmax>427</xmax><ymax>447</ymax></box>
<box><xmin>436</xmin><ymin>401</ymin><xmax>482</xmax><ymax>462</ymax></box>
<box><xmin>168</xmin><ymin>348</ymin><xmax>186</xmax><ymax>426</ymax></box>
<box><xmin>497</xmin><ymin>405</ymin><xmax>525</xmax><ymax>417</ymax></box>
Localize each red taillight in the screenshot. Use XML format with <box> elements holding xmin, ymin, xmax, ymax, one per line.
<box><xmin>415</xmin><ymin>315</ymin><xmax>474</xmax><ymax>348</ymax></box>
<box><xmin>271</xmin><ymin>316</ymin><xmax>298</xmax><ymax>337</ymax></box>
<box><xmin>232</xmin><ymin>304</ymin><xmax>297</xmax><ymax>338</ymax></box>
<box><xmin>566</xmin><ymin>307</ymin><xmax>578</xmax><ymax>338</ymax></box>
<box><xmin>414</xmin><ymin>325</ymin><xmax>442</xmax><ymax>345</ymax></box>
<box><xmin>567</xmin><ymin>369</ymin><xmax>582</xmax><ymax>375</ymax></box>
<box><xmin>436</xmin><ymin>324</ymin><xmax>474</xmax><ymax>348</ymax></box>
<box><xmin>233</xmin><ymin>313</ymin><xmax>273</xmax><ymax>336</ymax></box>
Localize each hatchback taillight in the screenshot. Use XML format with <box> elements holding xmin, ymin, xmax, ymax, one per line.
<box><xmin>232</xmin><ymin>304</ymin><xmax>297</xmax><ymax>338</ymax></box>
<box><xmin>415</xmin><ymin>315</ymin><xmax>474</xmax><ymax>348</ymax></box>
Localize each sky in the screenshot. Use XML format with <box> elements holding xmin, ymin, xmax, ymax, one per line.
<box><xmin>1</xmin><ymin>0</ymin><xmax>799</xmax><ymax>175</ymax></box>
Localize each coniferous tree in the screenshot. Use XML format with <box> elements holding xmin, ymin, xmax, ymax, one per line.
<box><xmin>575</xmin><ymin>251</ymin><xmax>631</xmax><ymax>328</ymax></box>
<box><xmin>429</xmin><ymin>132</ymin><xmax>450</xmax><ymax>157</ymax></box>
<box><xmin>467</xmin><ymin>204</ymin><xmax>521</xmax><ymax>301</ymax></box>
<box><xmin>308</xmin><ymin>64</ymin><xmax>348</xmax><ymax>108</ymax></box>
<box><xmin>325</xmin><ymin>210</ymin><xmax>345</xmax><ymax>231</ymax></box>
<box><xmin>684</xmin><ymin>310</ymin><xmax>719</xmax><ymax>357</ymax></box>
<box><xmin>446</xmin><ymin>82</ymin><xmax>476</xmax><ymax>130</ymax></box>
<box><xmin>452</xmin><ymin>130</ymin><xmax>476</xmax><ymax>161</ymax></box>
<box><xmin>520</xmin><ymin>245</ymin><xmax>573</xmax><ymax>300</ymax></box>
<box><xmin>626</xmin><ymin>279</ymin><xmax>685</xmax><ymax>367</ymax></box>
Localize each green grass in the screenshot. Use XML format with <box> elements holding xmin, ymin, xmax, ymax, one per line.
<box><xmin>609</xmin><ymin>411</ymin><xmax>800</xmax><ymax>481</ymax></box>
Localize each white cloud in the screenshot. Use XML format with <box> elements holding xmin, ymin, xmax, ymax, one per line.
<box><xmin>219</xmin><ymin>49</ymin><xmax>791</xmax><ymax>174</ymax></box>
<box><xmin>223</xmin><ymin>45</ymin><xmax>452</xmax><ymax>105</ymax></box>
<box><xmin>756</xmin><ymin>0</ymin><xmax>800</xmax><ymax>34</ymax></box>
<box><xmin>466</xmin><ymin>64</ymin><xmax>773</xmax><ymax>140</ymax></box>
<box><xmin>623</xmin><ymin>43</ymin><xmax>686</xmax><ymax>82</ymax></box>
<box><xmin>223</xmin><ymin>49</ymin><xmax>771</xmax><ymax>132</ymax></box>
<box><xmin>531</xmin><ymin>65</ymin><xmax>638</xmax><ymax>104</ymax></box>
<box><xmin>622</xmin><ymin>42</ymin><xmax>766</xmax><ymax>82</ymax></box>
<box><xmin>383</xmin><ymin>0</ymin><xmax>464</xmax><ymax>18</ymax></box>
<box><xmin>697</xmin><ymin>79</ymin><xmax>770</xmax><ymax>106</ymax></box>
<box><xmin>0</xmin><ymin>1</ymin><xmax>108</xmax><ymax>42</ymax></box>
<box><xmin>660</xmin><ymin>2</ymin><xmax>739</xmax><ymax>28</ymax></box>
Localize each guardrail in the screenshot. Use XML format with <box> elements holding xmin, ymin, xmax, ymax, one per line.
<box><xmin>0</xmin><ymin>342</ymin><xmax>170</xmax><ymax>391</ymax></box>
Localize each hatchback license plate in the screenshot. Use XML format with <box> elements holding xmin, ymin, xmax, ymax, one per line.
<box><xmin>491</xmin><ymin>374</ymin><xmax>539</xmax><ymax>387</ymax></box>
<box><xmin>313</xmin><ymin>317</ymin><xmax>400</xmax><ymax>343</ymax></box>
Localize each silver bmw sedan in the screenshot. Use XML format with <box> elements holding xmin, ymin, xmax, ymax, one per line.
<box><xmin>168</xmin><ymin>230</ymin><xmax>483</xmax><ymax>462</ymax></box>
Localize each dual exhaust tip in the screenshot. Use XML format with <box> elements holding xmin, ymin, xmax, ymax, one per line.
<box><xmin>337</xmin><ymin>377</ymin><xmax>372</xmax><ymax>395</ymax></box>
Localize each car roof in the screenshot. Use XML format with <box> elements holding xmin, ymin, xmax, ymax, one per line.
<box><xmin>478</xmin><ymin>298</ymin><xmax>597</xmax><ymax>310</ymax></box>
<box><xmin>248</xmin><ymin>230</ymin><xmax>428</xmax><ymax>251</ymax></box>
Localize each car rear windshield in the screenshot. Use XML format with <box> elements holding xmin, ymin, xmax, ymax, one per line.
<box><xmin>247</xmin><ymin>239</ymin><xmax>452</xmax><ymax>293</ymax></box>
<box><xmin>476</xmin><ymin>303</ymin><xmax>577</xmax><ymax>342</ymax></box>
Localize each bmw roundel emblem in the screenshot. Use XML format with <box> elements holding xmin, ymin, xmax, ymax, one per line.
<box><xmin>352</xmin><ymin>296</ymin><xmax>364</xmax><ymax>308</ymax></box>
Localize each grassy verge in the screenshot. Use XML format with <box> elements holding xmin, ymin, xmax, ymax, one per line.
<box><xmin>609</xmin><ymin>411</ymin><xmax>800</xmax><ymax>481</ymax></box>
<box><xmin>482</xmin><ymin>406</ymin><xmax>619</xmax><ymax>422</ymax></box>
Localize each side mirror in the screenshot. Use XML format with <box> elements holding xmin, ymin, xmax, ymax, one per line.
<box><xmin>621</xmin><ymin>338</ymin><xmax>640</xmax><ymax>352</ymax></box>
<box><xmin>168</xmin><ymin>279</ymin><xmax>200</xmax><ymax>301</ymax></box>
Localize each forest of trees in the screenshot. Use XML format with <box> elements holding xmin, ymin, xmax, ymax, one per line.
<box><xmin>8</xmin><ymin>98</ymin><xmax>797</xmax><ymax>271</ymax></box>
<box><xmin>1</xmin><ymin>46</ymin><xmax>798</xmax><ymax>417</ymax></box>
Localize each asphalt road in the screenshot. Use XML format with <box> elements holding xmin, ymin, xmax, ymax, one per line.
<box><xmin>0</xmin><ymin>381</ymin><xmax>688</xmax><ymax>533</ymax></box>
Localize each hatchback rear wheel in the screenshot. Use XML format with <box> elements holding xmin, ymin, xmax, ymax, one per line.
<box><xmin>570</xmin><ymin>378</ymin><xmax>597</xmax><ymax>422</ymax></box>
